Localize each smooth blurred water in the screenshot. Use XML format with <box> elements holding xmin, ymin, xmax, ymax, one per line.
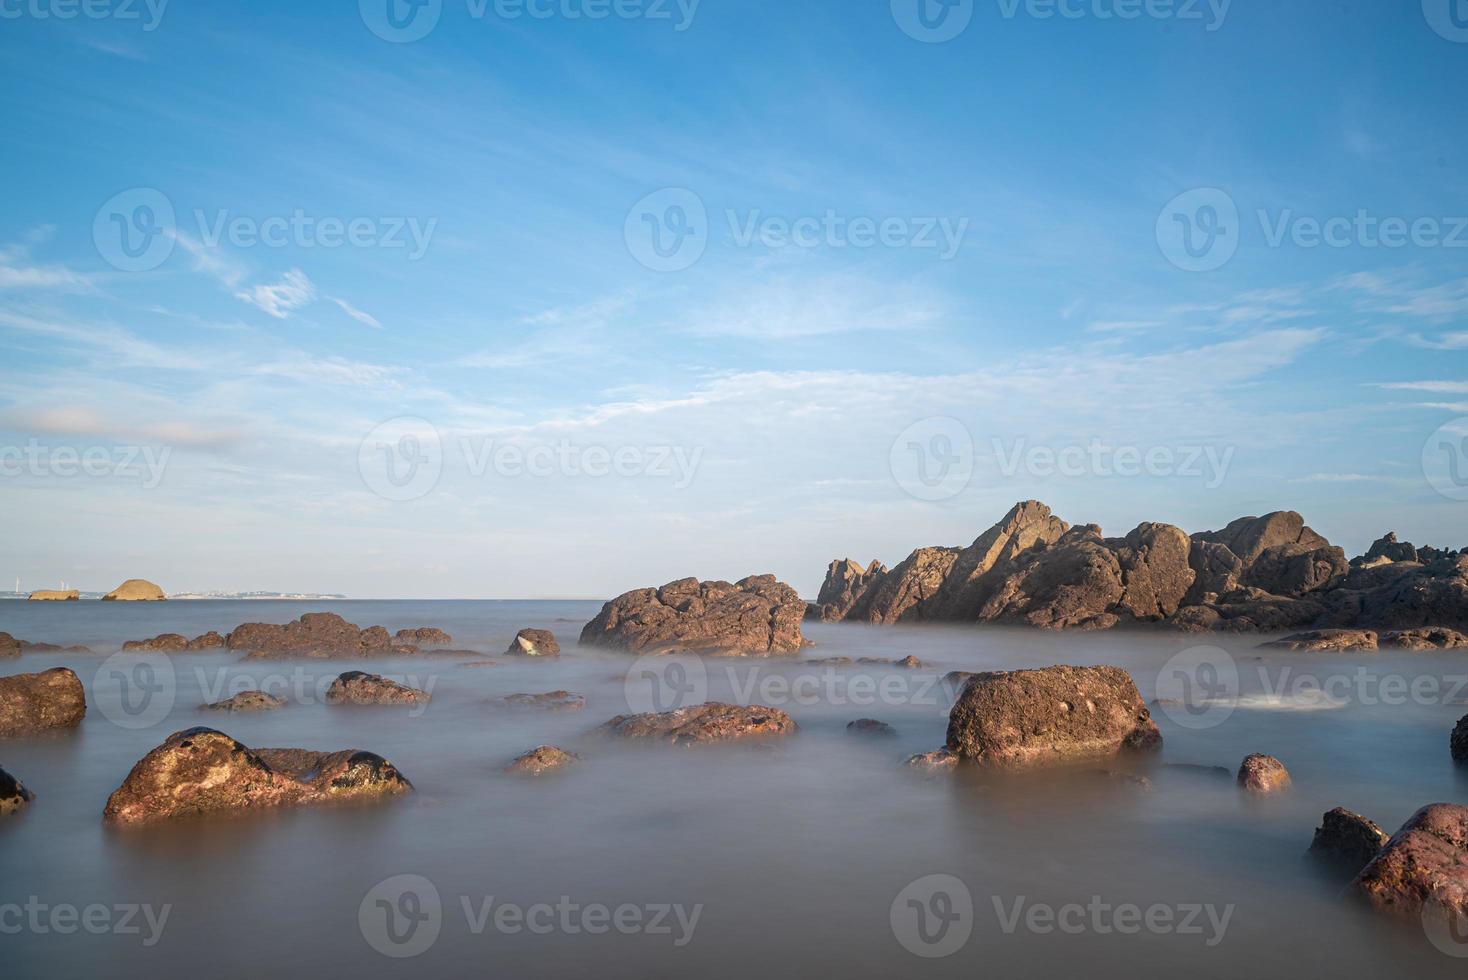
<box><xmin>2</xmin><ymin>601</ymin><xmax>1466</xmax><ymax>978</ymax></box>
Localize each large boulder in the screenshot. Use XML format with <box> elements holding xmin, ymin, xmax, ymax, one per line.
<box><xmin>1383</xmin><ymin>628</ymin><xmax>1468</xmax><ymax>651</ymax></box>
<box><xmin>1364</xmin><ymin>532</ymin><xmax>1418</xmax><ymax>564</ymax></box>
<box><xmin>203</xmin><ymin>691</ymin><xmax>287</xmax><ymax>712</ymax></box>
<box><xmin>394</xmin><ymin>627</ymin><xmax>453</xmax><ymax>649</ymax></box>
<box><xmin>28</xmin><ymin>590</ymin><xmax>78</xmax><ymax>601</ymax></box>
<box><xmin>973</xmin><ymin>527</ymin><xmax>1125</xmax><ymax>630</ymax></box>
<box><xmin>580</xmin><ymin>575</ymin><xmax>805</xmax><ymax>655</ymax></box>
<box><xmin>1</xmin><ymin>765</ymin><xmax>34</xmax><ymax>815</ymax></box>
<box><xmin>1352</xmin><ymin>804</ymin><xmax>1468</xmax><ymax>919</ymax></box>
<box><xmin>807</xmin><ymin>558</ymin><xmax>887</xmax><ymax>622</ymax></box>
<box><xmin>1310</xmin><ymin>807</ymin><xmax>1390</xmax><ymax>874</ymax></box>
<box><xmin>102</xmin><ymin>579</ymin><xmax>166</xmax><ymax>601</ymax></box>
<box><xmin>599</xmin><ymin>702</ymin><xmax>797</xmax><ymax>745</ymax></box>
<box><xmin>929</xmin><ymin>500</ymin><xmax>1070</xmax><ymax>619</ymax></box>
<box><xmin>505</xmin><ymin>628</ymin><xmax>560</xmax><ymax>657</ymax></box>
<box><xmin>945</xmin><ymin>665</ymin><xmax>1161</xmax><ymax>769</ymax></box>
<box><xmin>1109</xmin><ymin>523</ymin><xmax>1196</xmax><ymax>621</ymax></box>
<box><xmin>325</xmin><ymin>671</ymin><xmax>430</xmax><ymax>706</ymax></box>
<box><xmin>123</xmin><ymin>633</ymin><xmax>190</xmax><ymax>653</ymax></box>
<box><xmin>1237</xmin><ymin>753</ymin><xmax>1291</xmax><ymax>794</ymax></box>
<box><xmin>102</xmin><ymin>728</ymin><xmax>412</xmax><ymax>825</ymax></box>
<box><xmin>0</xmin><ymin>668</ymin><xmax>86</xmax><ymax>737</ymax></box>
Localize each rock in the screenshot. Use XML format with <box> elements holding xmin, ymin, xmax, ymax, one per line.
<box><xmin>1452</xmin><ymin>715</ymin><xmax>1468</xmax><ymax>763</ymax></box>
<box><xmin>1</xmin><ymin>765</ymin><xmax>35</xmax><ymax>815</ymax></box>
<box><xmin>847</xmin><ymin>718</ymin><xmax>896</xmax><ymax>736</ymax></box>
<box><xmin>599</xmin><ymin>703</ymin><xmax>797</xmax><ymax>745</ymax></box>
<box><xmin>505</xmin><ymin>628</ymin><xmax>560</xmax><ymax>657</ymax></box>
<box><xmin>806</xmin><ymin>656</ymin><xmax>853</xmax><ymax>666</ymax></box>
<box><xmin>579</xmin><ymin>576</ymin><xmax>805</xmax><ymax>655</ymax></box>
<box><xmin>1184</xmin><ymin>541</ymin><xmax>1244</xmax><ymax>604</ymax></box>
<box><xmin>187</xmin><ymin>631</ymin><xmax>228</xmax><ymax>650</ymax></box>
<box><xmin>972</xmin><ymin>526</ymin><xmax>1125</xmax><ymax>630</ymax></box>
<box><xmin>1164</xmin><ymin>763</ymin><xmax>1233</xmax><ymax>779</ymax></box>
<box><xmin>123</xmin><ymin>633</ymin><xmax>190</xmax><ymax>653</ymax></box>
<box><xmin>1352</xmin><ymin>804</ymin><xmax>1468</xmax><ymax>919</ymax></box>
<box><xmin>495</xmin><ymin>691</ymin><xmax>586</xmax><ymax>712</ymax></box>
<box><xmin>1261</xmin><ymin>629</ymin><xmax>1379</xmax><ymax>652</ymax></box>
<box><xmin>1382</xmin><ymin>628</ymin><xmax>1468</xmax><ymax>651</ymax></box>
<box><xmin>849</xmin><ymin>547</ymin><xmax>962</xmax><ymax>624</ymax></box>
<box><xmin>945</xmin><ymin>665</ymin><xmax>1161</xmax><ymax>770</ymax></box>
<box><xmin>102</xmin><ymin>728</ymin><xmax>412</xmax><ymax>825</ymax></box>
<box><xmin>929</xmin><ymin>500</ymin><xmax>1071</xmax><ymax>619</ymax></box>
<box><xmin>203</xmin><ymin>691</ymin><xmax>287</xmax><ymax>712</ymax></box>
<box><xmin>1084</xmin><ymin>769</ymin><xmax>1153</xmax><ymax>791</ymax></box>
<box><xmin>0</xmin><ymin>633</ymin><xmax>19</xmax><ymax>659</ymax></box>
<box><xmin>325</xmin><ymin>672</ymin><xmax>430</xmax><ymax>706</ymax></box>
<box><xmin>229</xmin><ymin>613</ymin><xmax>448</xmax><ymax>659</ymax></box>
<box><xmin>505</xmin><ymin>746</ymin><xmax>580</xmax><ymax>774</ymax></box>
<box><xmin>16</xmin><ymin>640</ymin><xmax>91</xmax><ymax>654</ymax></box>
<box><xmin>28</xmin><ymin>590</ymin><xmax>78</xmax><ymax>601</ymax></box>
<box><xmin>395</xmin><ymin>627</ymin><xmax>453</xmax><ymax>649</ymax></box>
<box><xmin>0</xmin><ymin>668</ymin><xmax>86</xmax><ymax>737</ymax></box>
<box><xmin>1309</xmin><ymin>807</ymin><xmax>1390</xmax><ymax>873</ymax></box>
<box><xmin>102</xmin><ymin>579</ymin><xmax>166</xmax><ymax>601</ymax></box>
<box><xmin>807</xmin><ymin>558</ymin><xmax>888</xmax><ymax>622</ymax></box>
<box><xmin>906</xmin><ymin>747</ymin><xmax>959</xmax><ymax>771</ymax></box>
<box><xmin>895</xmin><ymin>655</ymin><xmax>923</xmax><ymax>669</ymax></box>
<box><xmin>1364</xmin><ymin>532</ymin><xmax>1418</xmax><ymax>565</ymax></box>
<box><xmin>1110</xmin><ymin>522</ymin><xmax>1196</xmax><ymax>621</ymax></box>
<box><xmin>1238</xmin><ymin>754</ymin><xmax>1291</xmax><ymax>793</ymax></box>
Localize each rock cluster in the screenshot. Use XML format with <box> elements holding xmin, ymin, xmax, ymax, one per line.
<box><xmin>505</xmin><ymin>628</ymin><xmax>560</xmax><ymax>657</ymax></box>
<box><xmin>325</xmin><ymin>671</ymin><xmax>430</xmax><ymax>706</ymax></box>
<box><xmin>599</xmin><ymin>703</ymin><xmax>798</xmax><ymax>745</ymax></box>
<box><xmin>505</xmin><ymin>746</ymin><xmax>580</xmax><ymax>774</ymax></box>
<box><xmin>815</xmin><ymin>501</ymin><xmax>1468</xmax><ymax>634</ymax></box>
<box><xmin>1352</xmin><ymin>803</ymin><xmax>1468</xmax><ymax>919</ymax></box>
<box><xmin>229</xmin><ymin>613</ymin><xmax>451</xmax><ymax>659</ymax></box>
<box><xmin>102</xmin><ymin>728</ymin><xmax>412</xmax><ymax>824</ymax></box>
<box><xmin>102</xmin><ymin>579</ymin><xmax>166</xmax><ymax>601</ymax></box>
<box><xmin>580</xmin><ymin>576</ymin><xmax>806</xmax><ymax>655</ymax></box>
<box><xmin>0</xmin><ymin>668</ymin><xmax>87</xmax><ymax>737</ymax></box>
<box><xmin>1</xmin><ymin>765</ymin><xmax>34</xmax><ymax>815</ymax></box>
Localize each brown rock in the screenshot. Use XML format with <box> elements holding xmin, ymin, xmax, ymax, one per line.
<box><xmin>395</xmin><ymin>627</ymin><xmax>453</xmax><ymax>649</ymax></box>
<box><xmin>1383</xmin><ymin>628</ymin><xmax>1468</xmax><ymax>651</ymax></box>
<box><xmin>945</xmin><ymin>665</ymin><xmax>1161</xmax><ymax>769</ymax></box>
<box><xmin>102</xmin><ymin>578</ymin><xmax>166</xmax><ymax>601</ymax></box>
<box><xmin>28</xmin><ymin>589</ymin><xmax>78</xmax><ymax>601</ymax></box>
<box><xmin>325</xmin><ymin>671</ymin><xmax>430</xmax><ymax>706</ymax></box>
<box><xmin>973</xmin><ymin>528</ymin><xmax>1125</xmax><ymax>630</ymax></box>
<box><xmin>17</xmin><ymin>640</ymin><xmax>91</xmax><ymax>654</ymax></box>
<box><xmin>895</xmin><ymin>655</ymin><xmax>923</xmax><ymax>669</ymax></box>
<box><xmin>1310</xmin><ymin>807</ymin><xmax>1389</xmax><ymax>873</ymax></box>
<box><xmin>1261</xmin><ymin>629</ymin><xmax>1379</xmax><ymax>652</ymax></box>
<box><xmin>807</xmin><ymin>558</ymin><xmax>887</xmax><ymax>622</ymax></box>
<box><xmin>495</xmin><ymin>691</ymin><xmax>586</xmax><ymax>712</ymax></box>
<box><xmin>102</xmin><ymin>728</ymin><xmax>412</xmax><ymax>824</ymax></box>
<box><xmin>1352</xmin><ymin>804</ymin><xmax>1468</xmax><ymax>919</ymax></box>
<box><xmin>203</xmin><ymin>691</ymin><xmax>287</xmax><ymax>712</ymax></box>
<box><xmin>850</xmin><ymin>547</ymin><xmax>962</xmax><ymax>624</ymax></box>
<box><xmin>1452</xmin><ymin>715</ymin><xmax>1468</xmax><ymax>763</ymax></box>
<box><xmin>847</xmin><ymin>718</ymin><xmax>896</xmax><ymax>736</ymax></box>
<box><xmin>229</xmin><ymin>613</ymin><xmax>447</xmax><ymax>659</ymax></box>
<box><xmin>930</xmin><ymin>500</ymin><xmax>1071</xmax><ymax>619</ymax></box>
<box><xmin>505</xmin><ymin>628</ymin><xmax>560</xmax><ymax>657</ymax></box>
<box><xmin>505</xmin><ymin>745</ymin><xmax>580</xmax><ymax>774</ymax></box>
<box><xmin>1</xmin><ymin>764</ymin><xmax>35</xmax><ymax>815</ymax></box>
<box><xmin>123</xmin><ymin>633</ymin><xmax>190</xmax><ymax>653</ymax></box>
<box><xmin>1109</xmin><ymin>523</ymin><xmax>1196</xmax><ymax>621</ymax></box>
<box><xmin>187</xmin><ymin>631</ymin><xmax>228</xmax><ymax>650</ymax></box>
<box><xmin>906</xmin><ymin>747</ymin><xmax>959</xmax><ymax>771</ymax></box>
<box><xmin>0</xmin><ymin>633</ymin><xmax>20</xmax><ymax>659</ymax></box>
<box><xmin>599</xmin><ymin>702</ymin><xmax>797</xmax><ymax>745</ymax></box>
<box><xmin>0</xmin><ymin>668</ymin><xmax>87</xmax><ymax>737</ymax></box>
<box><xmin>1238</xmin><ymin>753</ymin><xmax>1291</xmax><ymax>793</ymax></box>
<box><xmin>580</xmin><ymin>575</ymin><xmax>805</xmax><ymax>655</ymax></box>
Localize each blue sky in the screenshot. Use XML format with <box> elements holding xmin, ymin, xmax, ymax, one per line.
<box><xmin>1</xmin><ymin>0</ymin><xmax>1466</xmax><ymax>598</ymax></box>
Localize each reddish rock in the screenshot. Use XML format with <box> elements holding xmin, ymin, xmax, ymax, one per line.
<box><xmin>203</xmin><ymin>691</ymin><xmax>287</xmax><ymax>712</ymax></box>
<box><xmin>847</xmin><ymin>718</ymin><xmax>896</xmax><ymax>736</ymax></box>
<box><xmin>895</xmin><ymin>655</ymin><xmax>923</xmax><ymax>669</ymax></box>
<box><xmin>906</xmin><ymin>747</ymin><xmax>959</xmax><ymax>771</ymax></box>
<box><xmin>945</xmin><ymin>665</ymin><xmax>1161</xmax><ymax>770</ymax></box>
<box><xmin>102</xmin><ymin>728</ymin><xmax>412</xmax><ymax>825</ymax></box>
<box><xmin>0</xmin><ymin>633</ymin><xmax>20</xmax><ymax>659</ymax></box>
<box><xmin>325</xmin><ymin>671</ymin><xmax>430</xmax><ymax>706</ymax></box>
<box><xmin>1261</xmin><ymin>629</ymin><xmax>1378</xmax><ymax>652</ymax></box>
<box><xmin>580</xmin><ymin>576</ymin><xmax>805</xmax><ymax>655</ymax></box>
<box><xmin>505</xmin><ymin>745</ymin><xmax>580</xmax><ymax>774</ymax></box>
<box><xmin>122</xmin><ymin>633</ymin><xmax>189</xmax><ymax>653</ymax></box>
<box><xmin>1353</xmin><ymin>804</ymin><xmax>1468</xmax><ymax>919</ymax></box>
<box><xmin>807</xmin><ymin>558</ymin><xmax>888</xmax><ymax>623</ymax></box>
<box><xmin>230</xmin><ymin>613</ymin><xmax>449</xmax><ymax>659</ymax></box>
<box><xmin>599</xmin><ymin>702</ymin><xmax>797</xmax><ymax>745</ymax></box>
<box><xmin>395</xmin><ymin>627</ymin><xmax>453</xmax><ymax>649</ymax></box>
<box><xmin>1310</xmin><ymin>807</ymin><xmax>1389</xmax><ymax>873</ymax></box>
<box><xmin>1383</xmin><ymin>628</ymin><xmax>1468</xmax><ymax>651</ymax></box>
<box><xmin>1</xmin><ymin>764</ymin><xmax>34</xmax><ymax>815</ymax></box>
<box><xmin>0</xmin><ymin>668</ymin><xmax>86</xmax><ymax>737</ymax></box>
<box><xmin>850</xmin><ymin>546</ymin><xmax>962</xmax><ymax>624</ymax></box>
<box><xmin>495</xmin><ymin>691</ymin><xmax>586</xmax><ymax>712</ymax></box>
<box><xmin>187</xmin><ymin>631</ymin><xmax>228</xmax><ymax>650</ymax></box>
<box><xmin>505</xmin><ymin>628</ymin><xmax>560</xmax><ymax>657</ymax></box>
<box><xmin>1238</xmin><ymin>753</ymin><xmax>1291</xmax><ymax>793</ymax></box>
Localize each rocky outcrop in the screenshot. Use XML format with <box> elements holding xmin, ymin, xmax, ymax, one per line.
<box><xmin>906</xmin><ymin>747</ymin><xmax>959</xmax><ymax>771</ymax></box>
<box><xmin>1261</xmin><ymin>629</ymin><xmax>1379</xmax><ymax>652</ymax></box>
<box><xmin>395</xmin><ymin>627</ymin><xmax>452</xmax><ymax>649</ymax></box>
<box><xmin>1238</xmin><ymin>754</ymin><xmax>1291</xmax><ymax>794</ymax></box>
<box><xmin>325</xmin><ymin>672</ymin><xmax>430</xmax><ymax>706</ymax></box>
<box><xmin>1310</xmin><ymin>807</ymin><xmax>1389</xmax><ymax>874</ymax></box>
<box><xmin>102</xmin><ymin>579</ymin><xmax>166</xmax><ymax>601</ymax></box>
<box><xmin>0</xmin><ymin>668</ymin><xmax>86</xmax><ymax>737</ymax></box>
<box><xmin>1</xmin><ymin>765</ymin><xmax>34</xmax><ymax>815</ymax></box>
<box><xmin>814</xmin><ymin>501</ymin><xmax>1468</xmax><ymax>635</ymax></box>
<box><xmin>945</xmin><ymin>665</ymin><xmax>1160</xmax><ymax>769</ymax></box>
<box><xmin>28</xmin><ymin>590</ymin><xmax>78</xmax><ymax>601</ymax></box>
<box><xmin>0</xmin><ymin>633</ymin><xmax>19</xmax><ymax>659</ymax></box>
<box><xmin>847</xmin><ymin>718</ymin><xmax>896</xmax><ymax>736</ymax></box>
<box><xmin>505</xmin><ymin>629</ymin><xmax>560</xmax><ymax>657</ymax></box>
<box><xmin>1383</xmin><ymin>628</ymin><xmax>1468</xmax><ymax>651</ymax></box>
<box><xmin>102</xmin><ymin>728</ymin><xmax>412</xmax><ymax>825</ymax></box>
<box><xmin>203</xmin><ymin>691</ymin><xmax>287</xmax><ymax>712</ymax></box>
<box><xmin>599</xmin><ymin>702</ymin><xmax>797</xmax><ymax>745</ymax></box>
<box><xmin>806</xmin><ymin>559</ymin><xmax>887</xmax><ymax>622</ymax></box>
<box><xmin>123</xmin><ymin>633</ymin><xmax>190</xmax><ymax>653</ymax></box>
<box><xmin>187</xmin><ymin>631</ymin><xmax>227</xmax><ymax>650</ymax></box>
<box><xmin>505</xmin><ymin>746</ymin><xmax>580</xmax><ymax>774</ymax></box>
<box><xmin>494</xmin><ymin>691</ymin><xmax>586</xmax><ymax>712</ymax></box>
<box><xmin>1352</xmin><ymin>804</ymin><xmax>1468</xmax><ymax>919</ymax></box>
<box><xmin>580</xmin><ymin>576</ymin><xmax>805</xmax><ymax>655</ymax></box>
<box><xmin>230</xmin><ymin>613</ymin><xmax>446</xmax><ymax>659</ymax></box>
<box><xmin>1452</xmin><ymin>715</ymin><xmax>1468</xmax><ymax>763</ymax></box>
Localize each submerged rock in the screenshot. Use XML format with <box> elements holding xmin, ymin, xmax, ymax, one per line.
<box><xmin>505</xmin><ymin>745</ymin><xmax>580</xmax><ymax>774</ymax></box>
<box><xmin>203</xmin><ymin>691</ymin><xmax>287</xmax><ymax>712</ymax></box>
<box><xmin>102</xmin><ymin>579</ymin><xmax>166</xmax><ymax>601</ymax></box>
<box><xmin>1261</xmin><ymin>629</ymin><xmax>1378</xmax><ymax>652</ymax></box>
<box><xmin>1238</xmin><ymin>754</ymin><xmax>1292</xmax><ymax>794</ymax></box>
<box><xmin>847</xmin><ymin>718</ymin><xmax>896</xmax><ymax>736</ymax></box>
<box><xmin>395</xmin><ymin>627</ymin><xmax>453</xmax><ymax>649</ymax></box>
<box><xmin>505</xmin><ymin>628</ymin><xmax>560</xmax><ymax>657</ymax></box>
<box><xmin>1310</xmin><ymin>807</ymin><xmax>1389</xmax><ymax>874</ymax></box>
<box><xmin>230</xmin><ymin>613</ymin><xmax>448</xmax><ymax>659</ymax></box>
<box><xmin>102</xmin><ymin>728</ymin><xmax>412</xmax><ymax>825</ymax></box>
<box><xmin>1352</xmin><ymin>804</ymin><xmax>1468</xmax><ymax>919</ymax></box>
<box><xmin>945</xmin><ymin>665</ymin><xmax>1161</xmax><ymax>770</ymax></box>
<box><xmin>0</xmin><ymin>633</ymin><xmax>19</xmax><ymax>659</ymax></box>
<box><xmin>325</xmin><ymin>671</ymin><xmax>430</xmax><ymax>706</ymax></box>
<box><xmin>599</xmin><ymin>702</ymin><xmax>797</xmax><ymax>745</ymax></box>
<box><xmin>1</xmin><ymin>765</ymin><xmax>34</xmax><ymax>815</ymax></box>
<box><xmin>495</xmin><ymin>691</ymin><xmax>586</xmax><ymax>712</ymax></box>
<box><xmin>123</xmin><ymin>633</ymin><xmax>190</xmax><ymax>653</ymax></box>
<box><xmin>187</xmin><ymin>631</ymin><xmax>228</xmax><ymax>651</ymax></box>
<box><xmin>1382</xmin><ymin>628</ymin><xmax>1468</xmax><ymax>651</ymax></box>
<box><xmin>581</xmin><ymin>576</ymin><xmax>806</xmax><ymax>655</ymax></box>
<box><xmin>0</xmin><ymin>668</ymin><xmax>87</xmax><ymax>737</ymax></box>
<box><xmin>906</xmin><ymin>747</ymin><xmax>959</xmax><ymax>771</ymax></box>
<box><xmin>1452</xmin><ymin>715</ymin><xmax>1468</xmax><ymax>763</ymax></box>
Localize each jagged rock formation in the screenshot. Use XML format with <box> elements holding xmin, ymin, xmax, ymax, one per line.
<box><xmin>813</xmin><ymin>501</ymin><xmax>1468</xmax><ymax>634</ymax></box>
<box><xmin>580</xmin><ymin>575</ymin><xmax>805</xmax><ymax>655</ymax></box>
